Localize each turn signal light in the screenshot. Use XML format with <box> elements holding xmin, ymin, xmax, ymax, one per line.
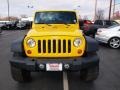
<box><xmin>27</xmin><ymin>50</ymin><xmax>32</xmax><ymax>54</ymax></box>
<box><xmin>77</xmin><ymin>49</ymin><xmax>82</xmax><ymax>54</ymax></box>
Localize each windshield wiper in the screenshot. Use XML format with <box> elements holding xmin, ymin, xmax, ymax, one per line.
<box><xmin>37</xmin><ymin>22</ymin><xmax>52</xmax><ymax>26</ymax></box>
<box><xmin>64</xmin><ymin>23</ymin><xmax>70</xmax><ymax>26</ymax></box>
<box><xmin>46</xmin><ymin>24</ymin><xmax>52</xmax><ymax>26</ymax></box>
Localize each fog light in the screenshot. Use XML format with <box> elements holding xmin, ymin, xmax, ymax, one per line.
<box><xmin>27</xmin><ymin>50</ymin><xmax>32</xmax><ymax>54</ymax></box>
<box><xmin>39</xmin><ymin>64</ymin><xmax>45</xmax><ymax>69</ymax></box>
<box><xmin>64</xmin><ymin>64</ymin><xmax>70</xmax><ymax>69</ymax></box>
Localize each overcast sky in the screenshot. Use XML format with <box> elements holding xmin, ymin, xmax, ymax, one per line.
<box><xmin>0</xmin><ymin>0</ymin><xmax>120</xmax><ymax>20</ymax></box>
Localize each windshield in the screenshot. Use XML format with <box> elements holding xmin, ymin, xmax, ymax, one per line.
<box><xmin>34</xmin><ymin>11</ymin><xmax>77</xmax><ymax>24</ymax></box>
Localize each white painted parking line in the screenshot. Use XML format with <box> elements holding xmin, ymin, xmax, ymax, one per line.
<box><xmin>63</xmin><ymin>72</ymin><xmax>69</xmax><ymax>90</ymax></box>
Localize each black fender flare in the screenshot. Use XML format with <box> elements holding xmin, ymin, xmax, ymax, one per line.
<box><xmin>85</xmin><ymin>36</ymin><xmax>99</xmax><ymax>53</ymax></box>
<box><xmin>11</xmin><ymin>36</ymin><xmax>25</xmax><ymax>54</ymax></box>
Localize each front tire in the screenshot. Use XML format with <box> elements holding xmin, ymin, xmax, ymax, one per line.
<box><xmin>10</xmin><ymin>64</ymin><xmax>31</xmax><ymax>82</ymax></box>
<box><xmin>80</xmin><ymin>65</ymin><xmax>99</xmax><ymax>82</ymax></box>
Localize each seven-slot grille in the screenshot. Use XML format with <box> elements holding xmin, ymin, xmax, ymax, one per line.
<box><xmin>38</xmin><ymin>39</ymin><xmax>71</xmax><ymax>53</ymax></box>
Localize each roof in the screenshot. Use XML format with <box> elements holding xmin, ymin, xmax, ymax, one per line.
<box><xmin>35</xmin><ymin>10</ymin><xmax>76</xmax><ymax>13</ymax></box>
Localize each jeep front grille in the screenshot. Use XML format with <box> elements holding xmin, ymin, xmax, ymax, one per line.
<box><xmin>38</xmin><ymin>40</ymin><xmax>71</xmax><ymax>53</ymax></box>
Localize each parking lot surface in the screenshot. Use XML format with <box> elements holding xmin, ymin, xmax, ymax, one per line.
<box><xmin>0</xmin><ymin>30</ymin><xmax>120</xmax><ymax>90</ymax></box>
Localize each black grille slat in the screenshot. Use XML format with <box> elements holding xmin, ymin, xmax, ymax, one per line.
<box><xmin>68</xmin><ymin>40</ymin><xmax>71</xmax><ymax>53</ymax></box>
<box><xmin>43</xmin><ymin>40</ymin><xmax>46</xmax><ymax>53</ymax></box>
<box><xmin>38</xmin><ymin>40</ymin><xmax>41</xmax><ymax>53</ymax></box>
<box><xmin>48</xmin><ymin>40</ymin><xmax>51</xmax><ymax>53</ymax></box>
<box><xmin>58</xmin><ymin>40</ymin><xmax>61</xmax><ymax>53</ymax></box>
<box><xmin>63</xmin><ymin>40</ymin><xmax>66</xmax><ymax>53</ymax></box>
<box><xmin>53</xmin><ymin>40</ymin><xmax>56</xmax><ymax>53</ymax></box>
<box><xmin>38</xmin><ymin>39</ymin><xmax>71</xmax><ymax>54</ymax></box>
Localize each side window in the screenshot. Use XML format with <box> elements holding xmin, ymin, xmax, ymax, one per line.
<box><xmin>94</xmin><ymin>20</ymin><xmax>103</xmax><ymax>25</ymax></box>
<box><xmin>105</xmin><ymin>21</ymin><xmax>111</xmax><ymax>26</ymax></box>
<box><xmin>111</xmin><ymin>21</ymin><xmax>119</xmax><ymax>26</ymax></box>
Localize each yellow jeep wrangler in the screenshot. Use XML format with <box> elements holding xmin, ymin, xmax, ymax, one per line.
<box><xmin>10</xmin><ymin>10</ymin><xmax>99</xmax><ymax>82</ymax></box>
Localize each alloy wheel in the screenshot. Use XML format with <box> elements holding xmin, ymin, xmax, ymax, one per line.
<box><xmin>109</xmin><ymin>38</ymin><xmax>120</xmax><ymax>49</ymax></box>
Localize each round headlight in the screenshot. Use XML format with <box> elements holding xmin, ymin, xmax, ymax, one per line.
<box><xmin>27</xmin><ymin>38</ymin><xmax>36</xmax><ymax>48</ymax></box>
<box><xmin>73</xmin><ymin>38</ymin><xmax>81</xmax><ymax>47</ymax></box>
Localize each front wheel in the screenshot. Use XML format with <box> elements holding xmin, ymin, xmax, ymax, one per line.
<box><xmin>108</xmin><ymin>37</ymin><xmax>120</xmax><ymax>49</ymax></box>
<box><xmin>80</xmin><ymin>65</ymin><xmax>99</xmax><ymax>82</ymax></box>
<box><xmin>10</xmin><ymin>65</ymin><xmax>31</xmax><ymax>82</ymax></box>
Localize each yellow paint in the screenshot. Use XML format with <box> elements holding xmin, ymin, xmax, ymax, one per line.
<box><xmin>24</xmin><ymin>10</ymin><xmax>86</xmax><ymax>58</ymax></box>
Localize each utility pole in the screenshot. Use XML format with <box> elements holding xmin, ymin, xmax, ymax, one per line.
<box><xmin>109</xmin><ymin>0</ymin><xmax>112</xmax><ymax>20</ymax></box>
<box><xmin>7</xmin><ymin>0</ymin><xmax>10</xmax><ymax>21</ymax></box>
<box><xmin>113</xmin><ymin>0</ymin><xmax>115</xmax><ymax>18</ymax></box>
<box><xmin>94</xmin><ymin>0</ymin><xmax>97</xmax><ymax>20</ymax></box>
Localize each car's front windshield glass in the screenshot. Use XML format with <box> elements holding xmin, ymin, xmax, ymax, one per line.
<box><xmin>34</xmin><ymin>11</ymin><xmax>77</xmax><ymax>24</ymax></box>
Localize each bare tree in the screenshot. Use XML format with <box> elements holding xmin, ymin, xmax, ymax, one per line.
<box><xmin>95</xmin><ymin>9</ymin><xmax>105</xmax><ymax>20</ymax></box>
<box><xmin>112</xmin><ymin>11</ymin><xmax>120</xmax><ymax>20</ymax></box>
<box><xmin>83</xmin><ymin>15</ymin><xmax>88</xmax><ymax>20</ymax></box>
<box><xmin>20</xmin><ymin>14</ymin><xmax>28</xmax><ymax>18</ymax></box>
<box><xmin>0</xmin><ymin>16</ymin><xmax>19</xmax><ymax>21</ymax></box>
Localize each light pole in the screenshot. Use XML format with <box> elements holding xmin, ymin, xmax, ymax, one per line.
<box><xmin>7</xmin><ymin>0</ymin><xmax>10</xmax><ymax>21</ymax></box>
<box><xmin>109</xmin><ymin>0</ymin><xmax>112</xmax><ymax>20</ymax></box>
<box><xmin>94</xmin><ymin>0</ymin><xmax>97</xmax><ymax>20</ymax></box>
<box><xmin>113</xmin><ymin>0</ymin><xmax>115</xmax><ymax>17</ymax></box>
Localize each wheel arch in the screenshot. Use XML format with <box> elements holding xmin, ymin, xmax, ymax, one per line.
<box><xmin>84</xmin><ymin>36</ymin><xmax>99</xmax><ymax>53</ymax></box>
<box><xmin>108</xmin><ymin>36</ymin><xmax>120</xmax><ymax>43</ymax></box>
<box><xmin>11</xmin><ymin>36</ymin><xmax>26</xmax><ymax>56</ymax></box>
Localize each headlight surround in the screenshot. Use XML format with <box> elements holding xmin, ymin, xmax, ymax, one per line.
<box><xmin>73</xmin><ymin>38</ymin><xmax>81</xmax><ymax>47</ymax></box>
<box><xmin>27</xmin><ymin>38</ymin><xmax>36</xmax><ymax>48</ymax></box>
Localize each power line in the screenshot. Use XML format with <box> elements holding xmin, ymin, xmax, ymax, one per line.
<box><xmin>7</xmin><ymin>0</ymin><xmax>10</xmax><ymax>21</ymax></box>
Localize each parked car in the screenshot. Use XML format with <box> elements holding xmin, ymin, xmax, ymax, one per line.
<box><xmin>79</xmin><ymin>20</ymin><xmax>93</xmax><ymax>30</ymax></box>
<box><xmin>16</xmin><ymin>21</ymin><xmax>32</xmax><ymax>30</ymax></box>
<box><xmin>16</xmin><ymin>21</ymin><xmax>26</xmax><ymax>29</ymax></box>
<box><xmin>95</xmin><ymin>25</ymin><xmax>120</xmax><ymax>49</ymax></box>
<box><xmin>0</xmin><ymin>22</ymin><xmax>6</xmax><ymax>33</ymax></box>
<box><xmin>0</xmin><ymin>21</ymin><xmax>18</xmax><ymax>30</ymax></box>
<box><xmin>83</xmin><ymin>20</ymin><xmax>119</xmax><ymax>37</ymax></box>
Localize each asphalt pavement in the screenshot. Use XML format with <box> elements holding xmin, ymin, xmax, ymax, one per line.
<box><xmin>0</xmin><ymin>30</ymin><xmax>120</xmax><ymax>90</ymax></box>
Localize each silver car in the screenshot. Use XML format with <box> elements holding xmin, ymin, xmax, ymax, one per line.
<box><xmin>95</xmin><ymin>25</ymin><xmax>120</xmax><ymax>49</ymax></box>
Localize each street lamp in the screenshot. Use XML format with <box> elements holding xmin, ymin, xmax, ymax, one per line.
<box><xmin>109</xmin><ymin>0</ymin><xmax>112</xmax><ymax>20</ymax></box>
<box><xmin>94</xmin><ymin>0</ymin><xmax>97</xmax><ymax>20</ymax></box>
<box><xmin>7</xmin><ymin>0</ymin><xmax>10</xmax><ymax>21</ymax></box>
<box><xmin>113</xmin><ymin>0</ymin><xmax>115</xmax><ymax>17</ymax></box>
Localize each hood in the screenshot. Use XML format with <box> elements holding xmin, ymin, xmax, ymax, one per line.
<box><xmin>27</xmin><ymin>24</ymin><xmax>83</xmax><ymax>37</ymax></box>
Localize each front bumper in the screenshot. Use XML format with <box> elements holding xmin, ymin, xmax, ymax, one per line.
<box><xmin>95</xmin><ymin>34</ymin><xmax>110</xmax><ymax>44</ymax></box>
<box><xmin>10</xmin><ymin>54</ymin><xmax>99</xmax><ymax>71</ymax></box>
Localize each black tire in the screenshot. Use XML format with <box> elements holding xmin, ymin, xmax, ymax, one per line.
<box><xmin>80</xmin><ymin>65</ymin><xmax>99</xmax><ymax>82</ymax></box>
<box><xmin>10</xmin><ymin>65</ymin><xmax>31</xmax><ymax>82</ymax></box>
<box><xmin>108</xmin><ymin>37</ymin><xmax>120</xmax><ymax>49</ymax></box>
